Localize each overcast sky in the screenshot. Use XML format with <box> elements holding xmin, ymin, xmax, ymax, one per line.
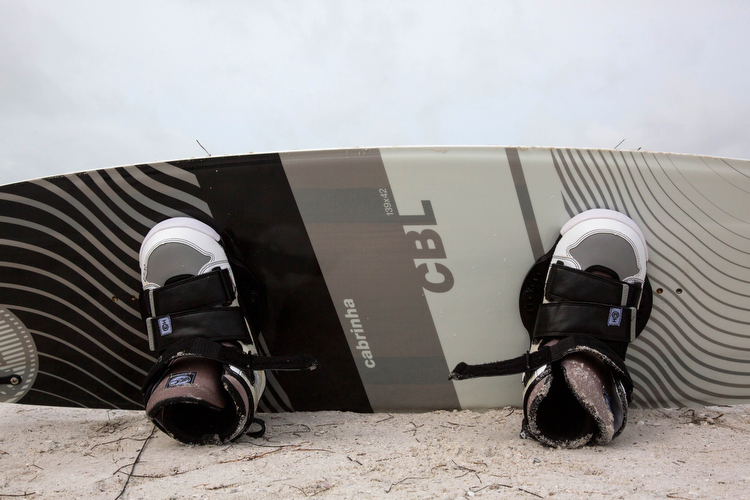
<box><xmin>2</xmin><ymin>1</ymin><xmax>750</xmax><ymax>184</ymax></box>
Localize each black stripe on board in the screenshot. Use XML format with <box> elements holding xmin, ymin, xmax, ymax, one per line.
<box><xmin>175</xmin><ymin>153</ymin><xmax>373</xmax><ymax>413</ymax></box>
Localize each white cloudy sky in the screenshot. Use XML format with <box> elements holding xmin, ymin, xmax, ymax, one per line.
<box><xmin>2</xmin><ymin>1</ymin><xmax>750</xmax><ymax>184</ymax></box>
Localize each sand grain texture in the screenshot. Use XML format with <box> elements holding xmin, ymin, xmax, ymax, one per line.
<box><xmin>1</xmin><ymin>404</ymin><xmax>748</xmax><ymax>499</ymax></box>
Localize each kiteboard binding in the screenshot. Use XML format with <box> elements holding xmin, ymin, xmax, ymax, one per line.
<box><xmin>451</xmin><ymin>209</ymin><xmax>652</xmax><ymax>448</ymax></box>
<box><xmin>139</xmin><ymin>218</ymin><xmax>318</xmax><ymax>444</ymax></box>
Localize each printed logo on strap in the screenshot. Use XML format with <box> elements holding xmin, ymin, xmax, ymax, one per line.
<box><xmin>608</xmin><ymin>307</ymin><xmax>623</xmax><ymax>327</ymax></box>
<box><xmin>158</xmin><ymin>315</ymin><xmax>173</xmax><ymax>336</ymax></box>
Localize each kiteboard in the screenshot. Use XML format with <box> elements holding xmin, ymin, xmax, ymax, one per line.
<box><xmin>1</xmin><ymin>146</ymin><xmax>749</xmax><ymax>412</ymax></box>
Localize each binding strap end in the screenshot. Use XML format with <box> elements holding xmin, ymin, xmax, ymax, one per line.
<box><xmin>449</xmin><ymin>353</ymin><xmax>532</xmax><ymax>380</ymax></box>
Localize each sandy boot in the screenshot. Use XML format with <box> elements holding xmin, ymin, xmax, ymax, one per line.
<box><xmin>451</xmin><ymin>209</ymin><xmax>651</xmax><ymax>448</ymax></box>
<box><xmin>139</xmin><ymin>218</ymin><xmax>266</xmax><ymax>444</ymax></box>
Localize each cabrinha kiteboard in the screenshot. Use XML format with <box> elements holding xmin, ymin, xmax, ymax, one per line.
<box><xmin>1</xmin><ymin>147</ymin><xmax>749</xmax><ymax>419</ymax></box>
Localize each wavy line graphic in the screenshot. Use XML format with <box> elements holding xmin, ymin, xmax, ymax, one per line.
<box><xmin>0</xmin><ymin>242</ymin><xmax>140</xmax><ymax>318</ymax></box>
<box><xmin>0</xmin><ymin>162</ymin><xmax>209</xmax><ymax>408</ymax></box>
<box><xmin>0</xmin><ymin>160</ymin><xmax>295</xmax><ymax>412</ymax></box>
<box><xmin>551</xmin><ymin>148</ymin><xmax>750</xmax><ymax>408</ymax></box>
<box><xmin>32</xmin><ymin>179</ymin><xmax>141</xmax><ymax>262</ymax></box>
<box><xmin>86</xmin><ymin>170</ymin><xmax>158</xmax><ymax>228</ymax></box>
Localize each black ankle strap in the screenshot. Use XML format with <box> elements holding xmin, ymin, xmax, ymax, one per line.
<box><xmin>146</xmin><ymin>307</ymin><xmax>250</xmax><ymax>351</ymax></box>
<box><xmin>143</xmin><ymin>268</ymin><xmax>236</xmax><ymax>317</ymax></box>
<box><xmin>142</xmin><ymin>268</ymin><xmax>251</xmax><ymax>351</ymax></box>
<box><xmin>545</xmin><ymin>264</ymin><xmax>643</xmax><ymax>307</ymax></box>
<box><xmin>449</xmin><ymin>335</ymin><xmax>634</xmax><ymax>400</ymax></box>
<box><xmin>142</xmin><ymin>337</ymin><xmax>319</xmax><ymax>404</ymax></box>
<box><xmin>533</xmin><ymin>302</ymin><xmax>637</xmax><ymax>344</ymax></box>
<box><xmin>532</xmin><ymin>263</ymin><xmax>646</xmax><ymax>360</ymax></box>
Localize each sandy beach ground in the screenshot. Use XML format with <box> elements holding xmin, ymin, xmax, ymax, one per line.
<box><xmin>1</xmin><ymin>403</ymin><xmax>749</xmax><ymax>499</ymax></box>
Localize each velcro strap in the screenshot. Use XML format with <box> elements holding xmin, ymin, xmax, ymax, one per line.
<box><xmin>168</xmin><ymin>337</ymin><xmax>320</xmax><ymax>372</ymax></box>
<box><xmin>545</xmin><ymin>264</ymin><xmax>642</xmax><ymax>307</ymax></box>
<box><xmin>533</xmin><ymin>302</ymin><xmax>637</xmax><ymax>343</ymax></box>
<box><xmin>142</xmin><ymin>337</ymin><xmax>319</xmax><ymax>403</ymax></box>
<box><xmin>448</xmin><ymin>335</ymin><xmax>633</xmax><ymax>399</ymax></box>
<box><xmin>144</xmin><ymin>269</ymin><xmax>235</xmax><ymax>318</ymax></box>
<box><xmin>147</xmin><ymin>307</ymin><xmax>249</xmax><ymax>351</ymax></box>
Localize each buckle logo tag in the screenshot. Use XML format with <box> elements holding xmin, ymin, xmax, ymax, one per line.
<box><xmin>608</xmin><ymin>307</ymin><xmax>623</xmax><ymax>327</ymax></box>
<box><xmin>158</xmin><ymin>316</ymin><xmax>173</xmax><ymax>336</ymax></box>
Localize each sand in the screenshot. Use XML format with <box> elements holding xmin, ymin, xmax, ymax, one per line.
<box><xmin>1</xmin><ymin>403</ymin><xmax>749</xmax><ymax>499</ymax></box>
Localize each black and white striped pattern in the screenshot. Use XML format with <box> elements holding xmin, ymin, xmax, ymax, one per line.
<box><xmin>551</xmin><ymin>148</ymin><xmax>750</xmax><ymax>408</ymax></box>
<box><xmin>0</xmin><ymin>162</ymin><xmax>290</xmax><ymax>410</ymax></box>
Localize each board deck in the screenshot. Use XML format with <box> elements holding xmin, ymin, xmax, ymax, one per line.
<box><xmin>1</xmin><ymin>147</ymin><xmax>749</xmax><ymax>411</ymax></box>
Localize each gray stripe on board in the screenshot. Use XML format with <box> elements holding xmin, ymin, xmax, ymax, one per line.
<box><xmin>0</xmin><ymin>218</ymin><xmax>139</xmax><ymax>295</ymax></box>
<box><xmin>30</xmin><ymin>329</ymin><xmax>145</xmax><ymax>388</ymax></box>
<box><xmin>1</xmin><ymin>261</ymin><xmax>142</xmax><ymax>330</ymax></box>
<box><xmin>89</xmin><ymin>170</ymin><xmax>157</xmax><ymax>228</ymax></box>
<box><xmin>38</xmin><ymin>354</ymin><xmax>141</xmax><ymax>408</ymax></box>
<box><xmin>506</xmin><ymin>148</ymin><xmax>545</xmax><ymax>260</ymax></box>
<box><xmin>65</xmin><ymin>174</ymin><xmax>145</xmax><ymax>243</ymax></box>
<box><xmin>33</xmin><ymin>179</ymin><xmax>139</xmax><ymax>258</ymax></box>
<box><xmin>149</xmin><ymin>162</ymin><xmax>201</xmax><ymax>188</ymax></box>
<box><xmin>126</xmin><ymin>165</ymin><xmax>212</xmax><ymax>216</ymax></box>
<box><xmin>107</xmin><ymin>168</ymin><xmax>192</xmax><ymax>221</ymax></box>
<box><xmin>0</xmin><ymin>240</ymin><xmax>140</xmax><ymax>317</ymax></box>
<box><xmin>11</xmin><ymin>305</ymin><xmax>154</xmax><ymax>371</ymax></box>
